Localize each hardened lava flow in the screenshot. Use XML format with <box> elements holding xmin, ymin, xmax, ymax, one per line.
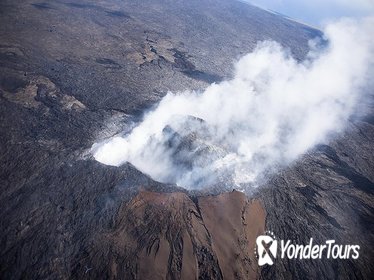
<box><xmin>0</xmin><ymin>0</ymin><xmax>373</xmax><ymax>279</ymax></box>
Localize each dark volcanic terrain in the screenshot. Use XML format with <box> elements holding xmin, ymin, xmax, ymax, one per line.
<box><xmin>0</xmin><ymin>0</ymin><xmax>373</xmax><ymax>279</ymax></box>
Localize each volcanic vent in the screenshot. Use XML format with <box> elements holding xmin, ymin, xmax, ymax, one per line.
<box><xmin>93</xmin><ymin>19</ymin><xmax>374</xmax><ymax>191</ymax></box>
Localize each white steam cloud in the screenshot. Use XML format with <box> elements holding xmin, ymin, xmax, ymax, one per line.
<box><xmin>92</xmin><ymin>18</ymin><xmax>374</xmax><ymax>190</ymax></box>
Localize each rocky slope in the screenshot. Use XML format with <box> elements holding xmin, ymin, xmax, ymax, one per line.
<box><xmin>72</xmin><ymin>190</ymin><xmax>265</xmax><ymax>279</ymax></box>
<box><xmin>0</xmin><ymin>0</ymin><xmax>373</xmax><ymax>279</ymax></box>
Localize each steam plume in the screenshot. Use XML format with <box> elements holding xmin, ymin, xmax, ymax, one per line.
<box><xmin>92</xmin><ymin>18</ymin><xmax>374</xmax><ymax>190</ymax></box>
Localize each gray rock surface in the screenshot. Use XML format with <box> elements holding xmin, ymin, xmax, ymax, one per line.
<box><xmin>0</xmin><ymin>0</ymin><xmax>372</xmax><ymax>279</ymax></box>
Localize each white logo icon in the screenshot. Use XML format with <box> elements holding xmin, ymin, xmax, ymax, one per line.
<box><xmin>255</xmin><ymin>231</ymin><xmax>360</xmax><ymax>265</ymax></box>
<box><xmin>256</xmin><ymin>233</ymin><xmax>278</xmax><ymax>266</ymax></box>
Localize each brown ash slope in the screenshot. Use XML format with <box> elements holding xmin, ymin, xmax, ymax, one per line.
<box><xmin>73</xmin><ymin>190</ymin><xmax>265</xmax><ymax>280</ymax></box>
<box><xmin>0</xmin><ymin>0</ymin><xmax>373</xmax><ymax>279</ymax></box>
